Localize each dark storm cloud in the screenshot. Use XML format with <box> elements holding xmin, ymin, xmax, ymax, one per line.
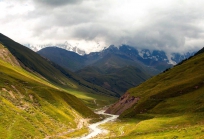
<box><xmin>34</xmin><ymin>0</ymin><xmax>83</xmax><ymax>7</ymax></box>
<box><xmin>69</xmin><ymin>6</ymin><xmax>204</xmax><ymax>53</ymax></box>
<box><xmin>1</xmin><ymin>0</ymin><xmax>204</xmax><ymax>53</ymax></box>
<box><xmin>72</xmin><ymin>3</ymin><xmax>204</xmax><ymax>52</ymax></box>
<box><xmin>132</xmin><ymin>8</ymin><xmax>204</xmax><ymax>52</ymax></box>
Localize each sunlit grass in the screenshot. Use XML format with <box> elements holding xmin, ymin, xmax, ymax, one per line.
<box><xmin>64</xmin><ymin>88</ymin><xmax>117</xmax><ymax>109</ymax></box>
<box><xmin>0</xmin><ymin>54</ymin><xmax>99</xmax><ymax>138</ymax></box>
<box><xmin>101</xmin><ymin>53</ymin><xmax>204</xmax><ymax>138</ymax></box>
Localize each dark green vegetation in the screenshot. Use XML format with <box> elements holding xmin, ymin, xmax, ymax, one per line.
<box><xmin>77</xmin><ymin>65</ymin><xmax>151</xmax><ymax>96</ymax></box>
<box><xmin>0</xmin><ymin>33</ymin><xmax>117</xmax><ymax>138</ymax></box>
<box><xmin>38</xmin><ymin>47</ymin><xmax>157</xmax><ymax>95</ymax></box>
<box><xmin>77</xmin><ymin>52</ymin><xmax>156</xmax><ymax>96</ymax></box>
<box><xmin>104</xmin><ymin>47</ymin><xmax>204</xmax><ymax>138</ymax></box>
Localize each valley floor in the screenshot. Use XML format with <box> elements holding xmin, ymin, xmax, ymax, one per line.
<box><xmin>62</xmin><ymin>111</ymin><xmax>204</xmax><ymax>139</ymax></box>
<box><xmin>100</xmin><ymin>112</ymin><xmax>204</xmax><ymax>139</ymax></box>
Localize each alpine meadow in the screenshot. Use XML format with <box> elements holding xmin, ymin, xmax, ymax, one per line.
<box><xmin>1</xmin><ymin>0</ymin><xmax>204</xmax><ymax>138</ymax></box>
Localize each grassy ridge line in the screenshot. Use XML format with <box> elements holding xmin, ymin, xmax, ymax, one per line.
<box><xmin>0</xmin><ymin>33</ymin><xmax>78</xmax><ymax>87</ymax></box>
<box><xmin>0</xmin><ymin>33</ymin><xmax>118</xmax><ymax>109</ymax></box>
<box><xmin>0</xmin><ymin>53</ymin><xmax>99</xmax><ymax>138</ymax></box>
<box><xmin>0</xmin><ymin>33</ymin><xmax>118</xmax><ymax>98</ymax></box>
<box><xmin>120</xmin><ymin>52</ymin><xmax>204</xmax><ymax>117</ymax></box>
<box><xmin>0</xmin><ymin>58</ymin><xmax>98</xmax><ymax>118</ymax></box>
<box><xmin>99</xmin><ymin>52</ymin><xmax>204</xmax><ymax>138</ymax></box>
<box><xmin>0</xmin><ymin>58</ymin><xmax>59</xmax><ymax>90</ymax></box>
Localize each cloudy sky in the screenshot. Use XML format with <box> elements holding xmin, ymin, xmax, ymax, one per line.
<box><xmin>1</xmin><ymin>0</ymin><xmax>204</xmax><ymax>53</ymax></box>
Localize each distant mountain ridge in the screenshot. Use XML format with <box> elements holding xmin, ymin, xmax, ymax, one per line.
<box><xmin>38</xmin><ymin>45</ymin><xmax>196</xmax><ymax>96</ymax></box>
<box><xmin>25</xmin><ymin>41</ymin><xmax>86</xmax><ymax>55</ymax></box>
<box><xmin>27</xmin><ymin>42</ymin><xmax>195</xmax><ymax>65</ymax></box>
<box><xmin>38</xmin><ymin>45</ymin><xmax>195</xmax><ymax>72</ymax></box>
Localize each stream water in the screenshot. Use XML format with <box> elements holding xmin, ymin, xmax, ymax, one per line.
<box><xmin>80</xmin><ymin>110</ymin><xmax>119</xmax><ymax>139</ymax></box>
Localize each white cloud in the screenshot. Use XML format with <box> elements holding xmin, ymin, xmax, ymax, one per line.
<box><xmin>0</xmin><ymin>0</ymin><xmax>204</xmax><ymax>53</ymax></box>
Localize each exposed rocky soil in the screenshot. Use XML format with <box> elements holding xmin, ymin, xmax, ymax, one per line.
<box><xmin>0</xmin><ymin>44</ymin><xmax>20</xmax><ymax>66</ymax></box>
<box><xmin>105</xmin><ymin>92</ymin><xmax>139</xmax><ymax>115</ymax></box>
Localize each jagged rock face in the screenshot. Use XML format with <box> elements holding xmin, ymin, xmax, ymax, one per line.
<box><xmin>105</xmin><ymin>92</ymin><xmax>139</xmax><ymax>115</ymax></box>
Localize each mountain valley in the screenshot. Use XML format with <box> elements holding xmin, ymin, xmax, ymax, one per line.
<box><xmin>0</xmin><ymin>33</ymin><xmax>203</xmax><ymax>139</ymax></box>
<box><xmin>38</xmin><ymin>45</ymin><xmax>195</xmax><ymax>96</ymax></box>
<box><xmin>2</xmin><ymin>0</ymin><xmax>204</xmax><ymax>138</ymax></box>
<box><xmin>0</xmin><ymin>33</ymin><xmax>117</xmax><ymax>138</ymax></box>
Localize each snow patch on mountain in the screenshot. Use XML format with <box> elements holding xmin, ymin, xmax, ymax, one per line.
<box><xmin>24</xmin><ymin>41</ymin><xmax>107</xmax><ymax>55</ymax></box>
<box><xmin>24</xmin><ymin>42</ymin><xmax>86</xmax><ymax>55</ymax></box>
<box><xmin>166</xmin><ymin>53</ymin><xmax>177</xmax><ymax>65</ymax></box>
<box><xmin>131</xmin><ymin>47</ymin><xmax>195</xmax><ymax>65</ymax></box>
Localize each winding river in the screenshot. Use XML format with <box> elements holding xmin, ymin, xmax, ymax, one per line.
<box><xmin>80</xmin><ymin>110</ymin><xmax>119</xmax><ymax>139</ymax></box>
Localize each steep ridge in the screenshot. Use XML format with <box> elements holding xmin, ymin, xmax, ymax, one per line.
<box><xmin>0</xmin><ymin>42</ymin><xmax>98</xmax><ymax>138</ymax></box>
<box><xmin>194</xmin><ymin>47</ymin><xmax>204</xmax><ymax>56</ymax></box>
<box><xmin>100</xmin><ymin>48</ymin><xmax>204</xmax><ymax>138</ymax></box>
<box><xmin>0</xmin><ymin>33</ymin><xmax>117</xmax><ymax>99</ymax></box>
<box><xmin>106</xmin><ymin>48</ymin><xmax>204</xmax><ymax>117</ymax></box>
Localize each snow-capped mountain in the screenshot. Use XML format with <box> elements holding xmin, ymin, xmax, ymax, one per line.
<box><xmin>137</xmin><ymin>49</ymin><xmax>195</xmax><ymax>65</ymax></box>
<box><xmin>26</xmin><ymin>41</ymin><xmax>196</xmax><ymax>67</ymax></box>
<box><xmin>37</xmin><ymin>44</ymin><xmax>197</xmax><ymax>74</ymax></box>
<box><xmin>24</xmin><ymin>41</ymin><xmax>86</xmax><ymax>55</ymax></box>
<box><xmin>101</xmin><ymin>45</ymin><xmax>196</xmax><ymax>66</ymax></box>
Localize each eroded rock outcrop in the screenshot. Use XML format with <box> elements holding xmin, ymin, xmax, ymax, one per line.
<box><xmin>0</xmin><ymin>44</ymin><xmax>21</xmax><ymax>66</ymax></box>
<box><xmin>105</xmin><ymin>92</ymin><xmax>139</xmax><ymax>115</ymax></box>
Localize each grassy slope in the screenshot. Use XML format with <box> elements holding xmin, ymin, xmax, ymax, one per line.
<box><xmin>77</xmin><ymin>66</ymin><xmax>151</xmax><ymax>96</ymax></box>
<box><xmin>77</xmin><ymin>54</ymin><xmax>153</xmax><ymax>96</ymax></box>
<box><xmin>0</xmin><ymin>48</ymin><xmax>99</xmax><ymax>138</ymax></box>
<box><xmin>0</xmin><ymin>33</ymin><xmax>117</xmax><ymax>108</ymax></box>
<box><xmin>121</xmin><ymin>52</ymin><xmax>204</xmax><ymax>117</ymax></box>
<box><xmin>101</xmin><ymin>50</ymin><xmax>204</xmax><ymax>138</ymax></box>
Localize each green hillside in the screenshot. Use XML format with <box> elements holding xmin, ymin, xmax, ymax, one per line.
<box><xmin>121</xmin><ymin>50</ymin><xmax>204</xmax><ymax>117</ymax></box>
<box><xmin>0</xmin><ymin>33</ymin><xmax>117</xmax><ymax>108</ymax></box>
<box><xmin>77</xmin><ymin>54</ymin><xmax>154</xmax><ymax>95</ymax></box>
<box><xmin>77</xmin><ymin>65</ymin><xmax>151</xmax><ymax>96</ymax></box>
<box><xmin>103</xmin><ymin>48</ymin><xmax>204</xmax><ymax>138</ymax></box>
<box><xmin>0</xmin><ymin>43</ymin><xmax>99</xmax><ymax>138</ymax></box>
